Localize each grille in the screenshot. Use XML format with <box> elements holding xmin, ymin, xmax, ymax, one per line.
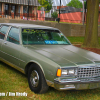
<box><xmin>78</xmin><ymin>67</ymin><xmax>100</xmax><ymax>78</ymax></box>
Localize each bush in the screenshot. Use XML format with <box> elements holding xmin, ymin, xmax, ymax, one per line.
<box><xmin>51</xmin><ymin>12</ymin><xmax>58</xmax><ymax>18</ymax></box>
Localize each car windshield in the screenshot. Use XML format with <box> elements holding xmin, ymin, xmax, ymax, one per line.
<box><xmin>22</xmin><ymin>28</ymin><xmax>71</xmax><ymax>45</ymax></box>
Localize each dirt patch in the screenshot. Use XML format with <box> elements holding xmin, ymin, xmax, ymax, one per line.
<box><xmin>74</xmin><ymin>45</ymin><xmax>100</xmax><ymax>55</ymax></box>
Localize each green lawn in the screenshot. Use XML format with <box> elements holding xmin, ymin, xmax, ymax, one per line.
<box><xmin>45</xmin><ymin>20</ymin><xmax>83</xmax><ymax>25</ymax></box>
<box><xmin>1</xmin><ymin>61</ymin><xmax>100</xmax><ymax>100</ymax></box>
<box><xmin>1</xmin><ymin>37</ymin><xmax>100</xmax><ymax>100</ymax></box>
<box><xmin>67</xmin><ymin>37</ymin><xmax>100</xmax><ymax>45</ymax></box>
<box><xmin>67</xmin><ymin>37</ymin><xmax>84</xmax><ymax>44</ymax></box>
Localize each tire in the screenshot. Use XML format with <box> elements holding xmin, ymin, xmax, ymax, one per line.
<box><xmin>28</xmin><ymin>64</ymin><xmax>49</xmax><ymax>94</ymax></box>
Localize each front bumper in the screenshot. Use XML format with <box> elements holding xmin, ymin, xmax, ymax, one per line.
<box><xmin>54</xmin><ymin>78</ymin><xmax>100</xmax><ymax>90</ymax></box>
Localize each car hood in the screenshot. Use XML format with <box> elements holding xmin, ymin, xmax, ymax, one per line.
<box><xmin>24</xmin><ymin>45</ymin><xmax>100</xmax><ymax>66</ymax></box>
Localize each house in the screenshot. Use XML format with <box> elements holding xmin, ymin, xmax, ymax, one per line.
<box><xmin>33</xmin><ymin>7</ymin><xmax>45</xmax><ymax>21</ymax></box>
<box><xmin>45</xmin><ymin>0</ymin><xmax>71</xmax><ymax>18</ymax></box>
<box><xmin>0</xmin><ymin>0</ymin><xmax>39</xmax><ymax>20</ymax></box>
<box><xmin>56</xmin><ymin>6</ymin><xmax>82</xmax><ymax>23</ymax></box>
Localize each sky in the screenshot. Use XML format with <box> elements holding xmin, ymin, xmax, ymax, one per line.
<box><xmin>52</xmin><ymin>0</ymin><xmax>83</xmax><ymax>6</ymax></box>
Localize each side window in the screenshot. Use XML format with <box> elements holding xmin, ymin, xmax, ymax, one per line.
<box><xmin>0</xmin><ymin>26</ymin><xmax>9</xmax><ymax>39</ymax></box>
<box><xmin>7</xmin><ymin>27</ymin><xmax>20</xmax><ymax>44</ymax></box>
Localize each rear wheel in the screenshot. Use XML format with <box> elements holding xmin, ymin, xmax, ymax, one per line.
<box><xmin>28</xmin><ymin>64</ymin><xmax>49</xmax><ymax>94</ymax></box>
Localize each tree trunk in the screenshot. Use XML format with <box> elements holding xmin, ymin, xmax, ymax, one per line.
<box><xmin>83</xmin><ymin>0</ymin><xmax>99</xmax><ymax>48</ymax></box>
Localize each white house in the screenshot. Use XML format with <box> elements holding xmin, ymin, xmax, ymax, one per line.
<box><xmin>45</xmin><ymin>0</ymin><xmax>71</xmax><ymax>18</ymax></box>
<box><xmin>45</xmin><ymin>0</ymin><xmax>83</xmax><ymax>18</ymax></box>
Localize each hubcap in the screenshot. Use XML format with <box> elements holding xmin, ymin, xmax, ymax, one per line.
<box><xmin>30</xmin><ymin>70</ymin><xmax>39</xmax><ymax>87</ymax></box>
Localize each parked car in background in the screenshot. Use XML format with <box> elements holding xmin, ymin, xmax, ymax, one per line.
<box><xmin>0</xmin><ymin>23</ymin><xmax>100</xmax><ymax>94</ymax></box>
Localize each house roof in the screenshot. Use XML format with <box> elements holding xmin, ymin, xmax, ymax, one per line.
<box><xmin>56</xmin><ymin>6</ymin><xmax>81</xmax><ymax>12</ymax></box>
<box><xmin>0</xmin><ymin>0</ymin><xmax>39</xmax><ymax>6</ymax></box>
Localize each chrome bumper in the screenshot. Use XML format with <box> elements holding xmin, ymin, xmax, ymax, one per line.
<box><xmin>54</xmin><ymin>78</ymin><xmax>100</xmax><ymax>90</ymax></box>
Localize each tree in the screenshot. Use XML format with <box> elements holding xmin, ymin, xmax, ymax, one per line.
<box><xmin>51</xmin><ymin>12</ymin><xmax>58</xmax><ymax>18</ymax></box>
<box><xmin>38</xmin><ymin>0</ymin><xmax>53</xmax><ymax>12</ymax></box>
<box><xmin>83</xmin><ymin>0</ymin><xmax>99</xmax><ymax>48</ymax></box>
<box><xmin>66</xmin><ymin>0</ymin><xmax>83</xmax><ymax>8</ymax></box>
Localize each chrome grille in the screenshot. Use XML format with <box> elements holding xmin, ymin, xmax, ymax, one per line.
<box><xmin>78</xmin><ymin>67</ymin><xmax>100</xmax><ymax>78</ymax></box>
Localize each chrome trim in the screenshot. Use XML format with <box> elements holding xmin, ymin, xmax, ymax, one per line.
<box><xmin>60</xmin><ymin>66</ymin><xmax>77</xmax><ymax>69</ymax></box>
<box><xmin>58</xmin><ymin>85</ymin><xmax>75</xmax><ymax>90</ymax></box>
<box><xmin>78</xmin><ymin>65</ymin><xmax>96</xmax><ymax>68</ymax></box>
<box><xmin>54</xmin><ymin>78</ymin><xmax>100</xmax><ymax>84</ymax></box>
<box><xmin>78</xmin><ymin>66</ymin><xmax>100</xmax><ymax>78</ymax></box>
<box><xmin>0</xmin><ymin>57</ymin><xmax>25</xmax><ymax>74</ymax></box>
<box><xmin>30</xmin><ymin>70</ymin><xmax>39</xmax><ymax>87</ymax></box>
<box><xmin>4</xmin><ymin>26</ymin><xmax>11</xmax><ymax>41</ymax></box>
<box><xmin>46</xmin><ymin>80</ymin><xmax>54</xmax><ymax>87</ymax></box>
<box><xmin>54</xmin><ymin>78</ymin><xmax>100</xmax><ymax>90</ymax></box>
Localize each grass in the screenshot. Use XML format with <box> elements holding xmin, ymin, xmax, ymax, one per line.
<box><xmin>67</xmin><ymin>37</ymin><xmax>84</xmax><ymax>44</ymax></box>
<box><xmin>45</xmin><ymin>20</ymin><xmax>83</xmax><ymax>25</ymax></box>
<box><xmin>67</xmin><ymin>37</ymin><xmax>100</xmax><ymax>45</ymax></box>
<box><xmin>1</xmin><ymin>37</ymin><xmax>100</xmax><ymax>100</ymax></box>
<box><xmin>45</xmin><ymin>20</ymin><xmax>100</xmax><ymax>26</ymax></box>
<box><xmin>1</xmin><ymin>61</ymin><xmax>100</xmax><ymax>100</ymax></box>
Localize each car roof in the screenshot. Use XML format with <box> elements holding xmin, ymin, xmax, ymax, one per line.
<box><xmin>0</xmin><ymin>23</ymin><xmax>58</xmax><ymax>30</ymax></box>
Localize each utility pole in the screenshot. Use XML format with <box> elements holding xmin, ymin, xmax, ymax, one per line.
<box><xmin>27</xmin><ymin>0</ymin><xmax>29</xmax><ymax>20</ymax></box>
<box><xmin>58</xmin><ymin>0</ymin><xmax>61</xmax><ymax>23</ymax></box>
<box><xmin>82</xmin><ymin>0</ymin><xmax>85</xmax><ymax>25</ymax></box>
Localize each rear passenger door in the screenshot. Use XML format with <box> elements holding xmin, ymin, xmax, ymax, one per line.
<box><xmin>1</xmin><ymin>27</ymin><xmax>21</xmax><ymax>67</ymax></box>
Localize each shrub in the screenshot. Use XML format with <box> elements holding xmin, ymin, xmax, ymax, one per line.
<box><xmin>51</xmin><ymin>12</ymin><xmax>58</xmax><ymax>18</ymax></box>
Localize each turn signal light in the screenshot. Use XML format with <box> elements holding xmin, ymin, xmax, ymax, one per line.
<box><xmin>57</xmin><ymin>69</ymin><xmax>61</xmax><ymax>77</ymax></box>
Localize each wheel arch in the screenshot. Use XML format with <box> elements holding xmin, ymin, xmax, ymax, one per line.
<box><xmin>25</xmin><ymin>61</ymin><xmax>45</xmax><ymax>77</ymax></box>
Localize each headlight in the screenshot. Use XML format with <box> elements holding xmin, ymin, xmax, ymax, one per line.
<box><xmin>57</xmin><ymin>68</ymin><xmax>77</xmax><ymax>77</ymax></box>
<box><xmin>62</xmin><ymin>70</ymin><xmax>68</xmax><ymax>75</ymax></box>
<box><xmin>68</xmin><ymin>69</ymin><xmax>74</xmax><ymax>75</ymax></box>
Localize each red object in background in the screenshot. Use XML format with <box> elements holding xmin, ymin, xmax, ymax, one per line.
<box><xmin>59</xmin><ymin>12</ymin><xmax>82</xmax><ymax>23</ymax></box>
<box><xmin>57</xmin><ymin>6</ymin><xmax>67</xmax><ymax>9</ymax></box>
<box><xmin>11</xmin><ymin>12</ymin><xmax>14</xmax><ymax>19</ymax></box>
<box><xmin>33</xmin><ymin>10</ymin><xmax>45</xmax><ymax>21</ymax></box>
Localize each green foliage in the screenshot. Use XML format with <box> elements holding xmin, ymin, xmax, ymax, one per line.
<box><xmin>67</xmin><ymin>0</ymin><xmax>83</xmax><ymax>8</ymax></box>
<box><xmin>84</xmin><ymin>1</ymin><xmax>87</xmax><ymax>9</ymax></box>
<box><xmin>38</xmin><ymin>0</ymin><xmax>53</xmax><ymax>12</ymax></box>
<box><xmin>38</xmin><ymin>6</ymin><xmax>41</xmax><ymax>10</ymax></box>
<box><xmin>51</xmin><ymin>12</ymin><xmax>58</xmax><ymax>18</ymax></box>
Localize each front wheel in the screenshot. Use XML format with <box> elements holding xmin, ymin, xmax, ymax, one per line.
<box><xmin>28</xmin><ymin>64</ymin><xmax>49</xmax><ymax>94</ymax></box>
